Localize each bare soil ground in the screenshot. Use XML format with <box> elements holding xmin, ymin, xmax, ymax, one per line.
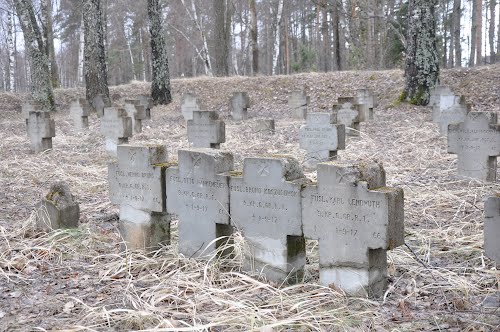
<box><xmin>0</xmin><ymin>65</ymin><xmax>499</xmax><ymax>331</ymax></box>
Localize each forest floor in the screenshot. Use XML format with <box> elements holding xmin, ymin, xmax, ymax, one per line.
<box><xmin>0</xmin><ymin>65</ymin><xmax>499</xmax><ymax>331</ymax></box>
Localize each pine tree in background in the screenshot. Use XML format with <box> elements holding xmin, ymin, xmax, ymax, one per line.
<box><xmin>403</xmin><ymin>0</ymin><xmax>440</xmax><ymax>106</ymax></box>
<box><xmin>148</xmin><ymin>0</ymin><xmax>172</xmax><ymax>105</ymax></box>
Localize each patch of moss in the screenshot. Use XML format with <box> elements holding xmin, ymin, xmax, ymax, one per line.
<box><xmin>228</xmin><ymin>170</ymin><xmax>243</xmax><ymax>177</ymax></box>
<box><xmin>398</xmin><ymin>90</ymin><xmax>408</xmax><ymax>103</ymax></box>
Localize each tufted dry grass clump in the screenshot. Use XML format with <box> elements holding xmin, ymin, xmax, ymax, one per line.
<box><xmin>0</xmin><ymin>65</ymin><xmax>499</xmax><ymax>331</ymax></box>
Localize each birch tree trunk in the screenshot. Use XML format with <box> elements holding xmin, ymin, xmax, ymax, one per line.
<box><xmin>139</xmin><ymin>29</ymin><xmax>147</xmax><ymax>81</ymax></box>
<box><xmin>14</xmin><ymin>0</ymin><xmax>55</xmax><ymax>110</ymax></box>
<box><xmin>271</xmin><ymin>0</ymin><xmax>284</xmax><ymax>75</ymax></box>
<box><xmin>147</xmin><ymin>0</ymin><xmax>172</xmax><ymax>104</ymax></box>
<box><xmin>249</xmin><ymin>0</ymin><xmax>258</xmax><ymax>75</ymax></box>
<box><xmin>7</xmin><ymin>10</ymin><xmax>15</xmax><ymax>92</ymax></box>
<box><xmin>403</xmin><ymin>0</ymin><xmax>440</xmax><ymax>105</ymax></box>
<box><xmin>83</xmin><ymin>0</ymin><xmax>109</xmax><ymax>103</ymax></box>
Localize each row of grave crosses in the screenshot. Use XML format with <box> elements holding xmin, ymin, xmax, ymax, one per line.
<box><xmin>429</xmin><ymin>85</ymin><xmax>500</xmax><ymax>182</ymax></box>
<box><xmin>108</xmin><ymin>144</ymin><xmax>405</xmax><ymax>297</ymax></box>
<box><xmin>24</xmin><ymin>95</ymin><xmax>153</xmax><ymax>155</ymax></box>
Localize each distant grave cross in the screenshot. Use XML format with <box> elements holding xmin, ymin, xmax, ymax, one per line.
<box><xmin>100</xmin><ymin>107</ymin><xmax>133</xmax><ymax>156</ymax></box>
<box><xmin>230</xmin><ymin>92</ymin><xmax>250</xmax><ymax>121</ymax></box>
<box><xmin>181</xmin><ymin>93</ymin><xmax>201</xmax><ymax>121</ymax></box>
<box><xmin>299</xmin><ymin>113</ymin><xmax>345</xmax><ymax>168</ymax></box>
<box><xmin>166</xmin><ymin>149</ymin><xmax>233</xmax><ymax>257</ymax></box>
<box><xmin>187</xmin><ymin>111</ymin><xmax>225</xmax><ymax>149</ymax></box>
<box><xmin>448</xmin><ymin>112</ymin><xmax>500</xmax><ymax>181</ymax></box>
<box><xmin>27</xmin><ymin>111</ymin><xmax>55</xmax><ymax>153</ymax></box>
<box><xmin>288</xmin><ymin>91</ymin><xmax>309</xmax><ymax>119</ymax></box>
<box><xmin>484</xmin><ymin>195</ymin><xmax>500</xmax><ymax>264</ymax></box>
<box><xmin>302</xmin><ymin>161</ymin><xmax>404</xmax><ymax>296</ymax></box>
<box><xmin>125</xmin><ymin>99</ymin><xmax>151</xmax><ymax>133</ymax></box>
<box><xmin>70</xmin><ymin>99</ymin><xmax>90</xmax><ymax>131</ymax></box>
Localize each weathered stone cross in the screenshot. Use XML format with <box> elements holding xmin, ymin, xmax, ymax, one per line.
<box><xmin>100</xmin><ymin>107</ymin><xmax>133</xmax><ymax>156</ymax></box>
<box><xmin>27</xmin><ymin>111</ymin><xmax>56</xmax><ymax>153</ymax></box>
<box><xmin>301</xmin><ymin>161</ymin><xmax>404</xmax><ymax>296</ymax></box>
<box><xmin>187</xmin><ymin>111</ymin><xmax>225</xmax><ymax>149</ymax></box>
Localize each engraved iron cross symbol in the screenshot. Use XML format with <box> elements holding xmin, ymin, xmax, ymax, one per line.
<box><xmin>187</xmin><ymin>154</ymin><xmax>202</xmax><ymax>177</ymax></box>
<box><xmin>258</xmin><ymin>164</ymin><xmax>270</xmax><ymax>177</ymax></box>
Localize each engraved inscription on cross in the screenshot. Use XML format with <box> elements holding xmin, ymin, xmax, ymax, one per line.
<box><xmin>484</xmin><ymin>195</ymin><xmax>500</xmax><ymax>264</ymax></box>
<box><xmin>448</xmin><ymin>112</ymin><xmax>500</xmax><ymax>181</ymax></box>
<box><xmin>299</xmin><ymin>112</ymin><xmax>345</xmax><ymax>169</ymax></box>
<box><xmin>302</xmin><ymin>161</ymin><xmax>404</xmax><ymax>296</ymax></box>
<box><xmin>100</xmin><ymin>107</ymin><xmax>133</xmax><ymax>156</ymax></box>
<box><xmin>229</xmin><ymin>156</ymin><xmax>306</xmax><ymax>283</ymax></box>
<box><xmin>166</xmin><ymin>148</ymin><xmax>234</xmax><ymax>257</ymax></box>
<box><xmin>108</xmin><ymin>145</ymin><xmax>168</xmax><ymax>213</ymax></box>
<box><xmin>187</xmin><ymin>111</ymin><xmax>225</xmax><ymax>149</ymax></box>
<box><xmin>27</xmin><ymin>111</ymin><xmax>56</xmax><ymax>153</ymax></box>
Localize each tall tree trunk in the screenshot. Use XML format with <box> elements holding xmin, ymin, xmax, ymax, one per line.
<box><xmin>214</xmin><ymin>0</ymin><xmax>232</xmax><ymax>76</ymax></box>
<box><xmin>332</xmin><ymin>0</ymin><xmax>341</xmax><ymax>71</ymax></box>
<box><xmin>249</xmin><ymin>0</ymin><xmax>258</xmax><ymax>75</ymax></box>
<box><xmin>403</xmin><ymin>0</ymin><xmax>440</xmax><ymax>105</ymax></box>
<box><xmin>271</xmin><ymin>0</ymin><xmax>284</xmax><ymax>75</ymax></box>
<box><xmin>476</xmin><ymin>0</ymin><xmax>482</xmax><ymax>64</ymax></box>
<box><xmin>14</xmin><ymin>0</ymin><xmax>55</xmax><ymax>110</ymax></box>
<box><xmin>83</xmin><ymin>0</ymin><xmax>109</xmax><ymax>103</ymax></box>
<box><xmin>321</xmin><ymin>2</ymin><xmax>329</xmax><ymax>72</ymax></box>
<box><xmin>476</xmin><ymin>0</ymin><xmax>483</xmax><ymax>65</ymax></box>
<box><xmin>77</xmin><ymin>16</ymin><xmax>85</xmax><ymax>86</ymax></box>
<box><xmin>41</xmin><ymin>0</ymin><xmax>59</xmax><ymax>88</ymax></box>
<box><xmin>453</xmin><ymin>0</ymin><xmax>461</xmax><ymax>66</ymax></box>
<box><xmin>7</xmin><ymin>10</ymin><xmax>15</xmax><ymax>92</ymax></box>
<box><xmin>139</xmin><ymin>29</ymin><xmax>147</xmax><ymax>81</ymax></box>
<box><xmin>469</xmin><ymin>0</ymin><xmax>477</xmax><ymax>66</ymax></box>
<box><xmin>147</xmin><ymin>0</ymin><xmax>172</xmax><ymax>104</ymax></box>
<box><xmin>489</xmin><ymin>0</ymin><xmax>496</xmax><ymax>63</ymax></box>
<box><xmin>441</xmin><ymin>0</ymin><xmax>448</xmax><ymax>68</ymax></box>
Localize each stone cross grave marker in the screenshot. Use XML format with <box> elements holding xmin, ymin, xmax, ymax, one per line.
<box><xmin>27</xmin><ymin>111</ymin><xmax>56</xmax><ymax>153</ymax></box>
<box><xmin>333</xmin><ymin>97</ymin><xmax>362</xmax><ymax>136</ymax></box>
<box><xmin>181</xmin><ymin>92</ymin><xmax>201</xmax><ymax>121</ymax></box>
<box><xmin>436</xmin><ymin>96</ymin><xmax>469</xmax><ymax>136</ymax></box>
<box><xmin>356</xmin><ymin>89</ymin><xmax>375</xmax><ymax>120</ymax></box>
<box><xmin>230</xmin><ymin>92</ymin><xmax>250</xmax><ymax>121</ymax></box>
<box><xmin>166</xmin><ymin>148</ymin><xmax>234</xmax><ymax>257</ymax></box>
<box><xmin>187</xmin><ymin>111</ymin><xmax>225</xmax><ymax>149</ymax></box>
<box><xmin>230</xmin><ymin>156</ymin><xmax>306</xmax><ymax>283</ymax></box>
<box><xmin>92</xmin><ymin>94</ymin><xmax>112</xmax><ymax>118</ymax></box>
<box><xmin>100</xmin><ymin>107</ymin><xmax>133</xmax><ymax>157</ymax></box>
<box><xmin>448</xmin><ymin>112</ymin><xmax>500</xmax><ymax>181</ymax></box>
<box><xmin>484</xmin><ymin>195</ymin><xmax>500</xmax><ymax>264</ymax></box>
<box><xmin>137</xmin><ymin>95</ymin><xmax>153</xmax><ymax>114</ymax></box>
<box><xmin>22</xmin><ymin>101</ymin><xmax>44</xmax><ymax>125</ymax></box>
<box><xmin>288</xmin><ymin>91</ymin><xmax>310</xmax><ymax>119</ymax></box>
<box><xmin>35</xmin><ymin>182</ymin><xmax>80</xmax><ymax>231</ymax></box>
<box><xmin>125</xmin><ymin>99</ymin><xmax>151</xmax><ymax>133</ymax></box>
<box><xmin>431</xmin><ymin>86</ymin><xmax>460</xmax><ymax>122</ymax></box>
<box><xmin>299</xmin><ymin>113</ymin><xmax>345</xmax><ymax>168</ymax></box>
<box><xmin>70</xmin><ymin>98</ymin><xmax>90</xmax><ymax>131</ymax></box>
<box><xmin>302</xmin><ymin>161</ymin><xmax>404</xmax><ymax>297</ymax></box>
<box><xmin>108</xmin><ymin>144</ymin><xmax>171</xmax><ymax>250</ymax></box>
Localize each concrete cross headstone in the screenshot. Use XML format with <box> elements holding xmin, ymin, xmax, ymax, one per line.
<box><xmin>299</xmin><ymin>113</ymin><xmax>345</xmax><ymax>168</ymax></box>
<box><xmin>448</xmin><ymin>112</ymin><xmax>500</xmax><ymax>181</ymax></box>
<box><xmin>187</xmin><ymin>111</ymin><xmax>225</xmax><ymax>149</ymax></box>
<box><xmin>181</xmin><ymin>93</ymin><xmax>201</xmax><ymax>121</ymax></box>
<box><xmin>27</xmin><ymin>111</ymin><xmax>55</xmax><ymax>153</ymax></box>
<box><xmin>230</xmin><ymin>92</ymin><xmax>250</xmax><ymax>121</ymax></box>
<box><xmin>302</xmin><ymin>161</ymin><xmax>404</xmax><ymax>296</ymax></box>
<box><xmin>436</xmin><ymin>96</ymin><xmax>469</xmax><ymax>135</ymax></box>
<box><xmin>356</xmin><ymin>89</ymin><xmax>376</xmax><ymax>120</ymax></box>
<box><xmin>125</xmin><ymin>99</ymin><xmax>151</xmax><ymax>133</ymax></box>
<box><xmin>100</xmin><ymin>107</ymin><xmax>133</xmax><ymax>157</ymax></box>
<box><xmin>137</xmin><ymin>95</ymin><xmax>153</xmax><ymax>114</ymax></box>
<box><xmin>484</xmin><ymin>195</ymin><xmax>500</xmax><ymax>264</ymax></box>
<box><xmin>431</xmin><ymin>86</ymin><xmax>460</xmax><ymax>122</ymax></box>
<box><xmin>35</xmin><ymin>182</ymin><xmax>80</xmax><ymax>231</ymax></box>
<box><xmin>166</xmin><ymin>148</ymin><xmax>234</xmax><ymax>257</ymax></box>
<box><xmin>230</xmin><ymin>156</ymin><xmax>306</xmax><ymax>283</ymax></box>
<box><xmin>288</xmin><ymin>91</ymin><xmax>310</xmax><ymax>119</ymax></box>
<box><xmin>333</xmin><ymin>97</ymin><xmax>362</xmax><ymax>136</ymax></box>
<box><xmin>92</xmin><ymin>94</ymin><xmax>112</xmax><ymax>118</ymax></box>
<box><xmin>108</xmin><ymin>144</ymin><xmax>171</xmax><ymax>250</ymax></box>
<box><xmin>70</xmin><ymin>98</ymin><xmax>90</xmax><ymax>131</ymax></box>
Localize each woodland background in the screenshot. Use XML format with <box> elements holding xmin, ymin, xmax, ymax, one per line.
<box><xmin>0</xmin><ymin>0</ymin><xmax>498</xmax><ymax>92</ymax></box>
